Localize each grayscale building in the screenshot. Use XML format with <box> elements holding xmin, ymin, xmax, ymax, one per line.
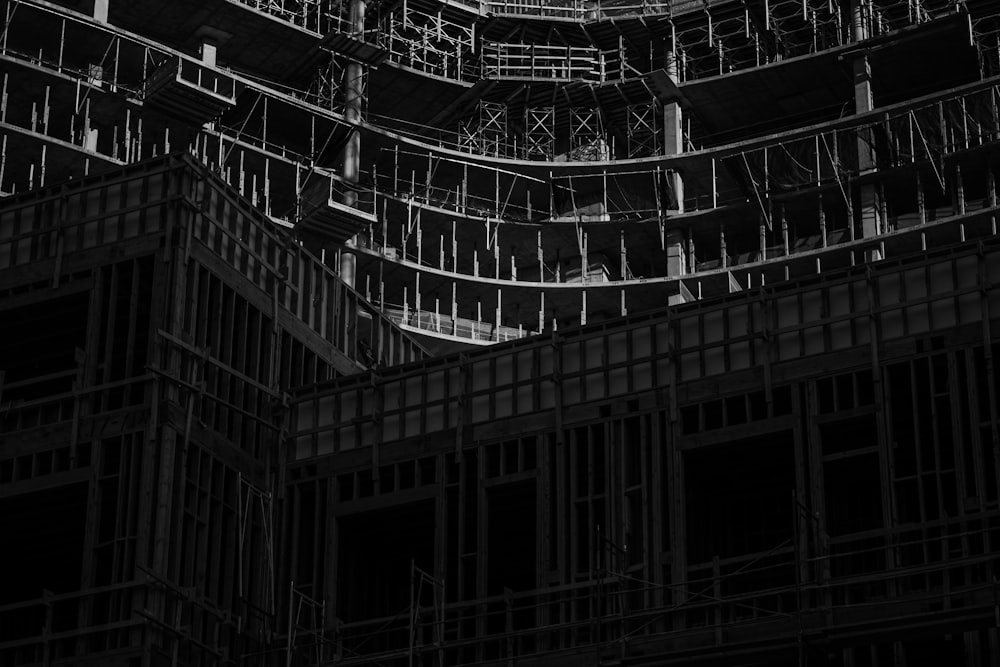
<box><xmin>3</xmin><ymin>0</ymin><xmax>1000</xmax><ymax>665</ymax></box>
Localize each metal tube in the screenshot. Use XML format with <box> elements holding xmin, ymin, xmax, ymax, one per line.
<box><xmin>341</xmin><ymin>0</ymin><xmax>367</xmax><ymax>286</ymax></box>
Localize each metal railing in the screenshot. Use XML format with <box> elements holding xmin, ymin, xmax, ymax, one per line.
<box><xmin>480</xmin><ymin>42</ymin><xmax>611</xmax><ymax>82</ymax></box>
<box><xmin>231</xmin><ymin>0</ymin><xmax>349</xmax><ymax>35</ymax></box>
<box><xmin>379</xmin><ymin>304</ymin><xmax>533</xmax><ymax>343</ymax></box>
<box><xmin>327</xmin><ymin>514</ymin><xmax>1000</xmax><ymax>665</ymax></box>
<box><xmin>0</xmin><ymin>570</ymin><xmax>247</xmax><ymax>667</ymax></box>
<box><xmin>485</xmin><ymin>0</ymin><xmax>673</xmax><ymax>21</ymax></box>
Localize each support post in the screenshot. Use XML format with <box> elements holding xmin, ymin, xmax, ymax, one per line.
<box><xmin>341</xmin><ymin>0</ymin><xmax>367</xmax><ymax>287</ymax></box>
<box><xmin>664</xmin><ymin>103</ymin><xmax>684</xmax><ymax>211</ymax></box>
<box><xmin>94</xmin><ymin>0</ymin><xmax>109</xmax><ymax>22</ymax></box>
<box><xmin>666</xmin><ymin>228</ymin><xmax>686</xmax><ymax>303</ymax></box>
<box><xmin>201</xmin><ymin>40</ymin><xmax>217</xmax><ymax>67</ymax></box>
<box><xmin>853</xmin><ymin>53</ymin><xmax>881</xmax><ymax>247</ymax></box>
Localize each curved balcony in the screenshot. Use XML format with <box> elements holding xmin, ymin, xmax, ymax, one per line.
<box><xmin>357</xmin><ymin>72</ymin><xmax>1000</xmax><ymax>241</ymax></box>
<box><xmin>365</xmin><ymin>3</ymin><xmax>976</xmax><ymax>164</ymax></box>
<box><xmin>9</xmin><ymin>0</ymin><xmax>993</xmax><ymax>262</ymax></box>
<box><xmin>345</xmin><ymin>68</ymin><xmax>1000</xmax><ymax>349</ymax></box>
<box><xmin>356</xmin><ymin>201</ymin><xmax>1000</xmax><ymax>349</ymax></box>
<box><xmin>379</xmin><ymin>303</ymin><xmax>531</xmax><ymax>346</ymax></box>
<box><xmin>103</xmin><ymin>0</ymin><xmax>384</xmax><ymax>79</ymax></box>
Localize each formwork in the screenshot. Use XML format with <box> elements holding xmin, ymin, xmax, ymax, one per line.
<box><xmin>0</xmin><ymin>152</ymin><xmax>423</xmax><ymax>666</ymax></box>
<box><xmin>289</xmin><ymin>212</ymin><xmax>1000</xmax><ymax>666</ymax></box>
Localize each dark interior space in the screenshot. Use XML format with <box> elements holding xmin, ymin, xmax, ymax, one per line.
<box><xmin>100</xmin><ymin>258</ymin><xmax>154</xmax><ymax>389</ymax></box>
<box><xmin>0</xmin><ymin>293</ymin><xmax>89</xmax><ymax>401</ymax></box>
<box><xmin>336</xmin><ymin>500</ymin><xmax>436</xmax><ymax>622</ymax></box>
<box><xmin>0</xmin><ymin>483</ymin><xmax>88</xmax><ymax>641</ymax></box>
<box><xmin>486</xmin><ymin>481</ymin><xmax>537</xmax><ymax>596</ymax></box>
<box><xmin>821</xmin><ymin>414</ymin><xmax>883</xmax><ymax>542</ymax></box>
<box><xmin>484</xmin><ymin>480</ymin><xmax>537</xmax><ymax>647</ymax></box>
<box><xmin>824</xmin><ymin>453</ymin><xmax>882</xmax><ymax>537</ymax></box>
<box><xmin>901</xmin><ymin>635</ymin><xmax>965</xmax><ymax>664</ymax></box>
<box><xmin>0</xmin><ymin>482</ymin><xmax>88</xmax><ymax>603</ymax></box>
<box><xmin>686</xmin><ymin>431</ymin><xmax>796</xmax><ymax>564</ymax></box>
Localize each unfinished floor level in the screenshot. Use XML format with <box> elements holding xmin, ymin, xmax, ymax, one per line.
<box><xmin>0</xmin><ymin>154</ymin><xmax>422</xmax><ymax>666</ymax></box>
<box><xmin>289</xmin><ymin>220</ymin><xmax>1000</xmax><ymax>666</ymax></box>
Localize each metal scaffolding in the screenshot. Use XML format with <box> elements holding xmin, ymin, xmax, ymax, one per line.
<box><xmin>240</xmin><ymin>474</ymin><xmax>277</xmax><ymax>628</ymax></box>
<box><xmin>286</xmin><ymin>584</ymin><xmax>327</xmax><ymax>666</ymax></box>
<box><xmin>408</xmin><ymin>563</ymin><xmax>446</xmax><ymax>667</ymax></box>
<box><xmin>523</xmin><ymin>106</ymin><xmax>555</xmax><ymax>159</ymax></box>
<box><xmin>627</xmin><ymin>102</ymin><xmax>660</xmax><ymax>158</ymax></box>
<box><xmin>307</xmin><ymin>52</ymin><xmax>347</xmax><ymax>112</ymax></box>
<box><xmin>380</xmin><ymin>2</ymin><xmax>475</xmax><ymax>80</ymax></box>
<box><xmin>458</xmin><ymin>101</ymin><xmax>508</xmax><ymax>157</ymax></box>
<box><xmin>233</xmin><ymin>0</ymin><xmax>348</xmax><ymax>34</ymax></box>
<box><xmin>568</xmin><ymin>107</ymin><xmax>607</xmax><ymax>161</ymax></box>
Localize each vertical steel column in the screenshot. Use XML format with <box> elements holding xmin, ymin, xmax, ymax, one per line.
<box><xmin>94</xmin><ymin>0</ymin><xmax>109</xmax><ymax>22</ymax></box>
<box><xmin>663</xmin><ymin>101</ymin><xmax>685</xmax><ymax>282</ymax></box>
<box><xmin>853</xmin><ymin>53</ymin><xmax>881</xmax><ymax>244</ymax></box>
<box><xmin>341</xmin><ymin>0</ymin><xmax>367</xmax><ymax>287</ymax></box>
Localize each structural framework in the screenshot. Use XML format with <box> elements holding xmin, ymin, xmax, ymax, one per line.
<box><xmin>3</xmin><ymin>0</ymin><xmax>1000</xmax><ymax>665</ymax></box>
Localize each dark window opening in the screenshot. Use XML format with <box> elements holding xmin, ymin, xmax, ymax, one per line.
<box><xmin>686</xmin><ymin>432</ymin><xmax>795</xmax><ymax>564</ymax></box>
<box><xmin>337</xmin><ymin>500</ymin><xmax>435</xmax><ymax>624</ymax></box>
<box><xmin>0</xmin><ymin>483</ymin><xmax>88</xmax><ymax>643</ymax></box>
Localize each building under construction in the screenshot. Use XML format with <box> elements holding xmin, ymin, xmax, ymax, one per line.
<box><xmin>4</xmin><ymin>0</ymin><xmax>1000</xmax><ymax>665</ymax></box>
